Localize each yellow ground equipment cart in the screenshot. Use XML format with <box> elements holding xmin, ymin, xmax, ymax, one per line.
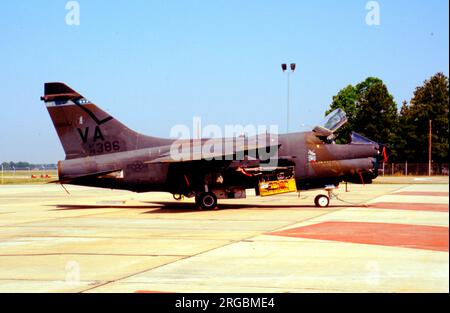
<box><xmin>258</xmin><ymin>178</ymin><xmax>297</xmax><ymax>197</ymax></box>
<box><xmin>256</xmin><ymin>166</ymin><xmax>297</xmax><ymax>197</ymax></box>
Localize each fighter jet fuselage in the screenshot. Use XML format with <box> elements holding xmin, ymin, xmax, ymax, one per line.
<box><xmin>41</xmin><ymin>83</ymin><xmax>384</xmax><ymax>209</ymax></box>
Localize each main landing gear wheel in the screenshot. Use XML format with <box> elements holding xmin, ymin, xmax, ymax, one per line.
<box><xmin>196</xmin><ymin>192</ymin><xmax>218</xmax><ymax>210</ymax></box>
<box><xmin>314</xmin><ymin>195</ymin><xmax>330</xmax><ymax>207</ymax></box>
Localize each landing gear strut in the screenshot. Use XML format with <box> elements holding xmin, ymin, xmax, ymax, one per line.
<box><xmin>195</xmin><ymin>192</ymin><xmax>218</xmax><ymax>210</ymax></box>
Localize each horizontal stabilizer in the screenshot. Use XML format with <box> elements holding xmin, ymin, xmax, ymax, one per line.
<box><xmin>56</xmin><ymin>168</ymin><xmax>123</xmax><ymax>184</ymax></box>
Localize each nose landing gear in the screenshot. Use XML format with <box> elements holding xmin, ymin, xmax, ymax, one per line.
<box><xmin>314</xmin><ymin>185</ymin><xmax>338</xmax><ymax>207</ymax></box>
<box><xmin>314</xmin><ymin>194</ymin><xmax>330</xmax><ymax>207</ymax></box>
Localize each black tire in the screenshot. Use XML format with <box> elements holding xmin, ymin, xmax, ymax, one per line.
<box><xmin>314</xmin><ymin>195</ymin><xmax>330</xmax><ymax>207</ymax></box>
<box><xmin>197</xmin><ymin>192</ymin><xmax>218</xmax><ymax>210</ymax></box>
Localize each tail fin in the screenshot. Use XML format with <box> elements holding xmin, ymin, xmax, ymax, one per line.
<box><xmin>41</xmin><ymin>82</ymin><xmax>170</xmax><ymax>159</ymax></box>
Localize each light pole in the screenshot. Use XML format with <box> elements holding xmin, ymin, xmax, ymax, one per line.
<box><xmin>281</xmin><ymin>63</ymin><xmax>296</xmax><ymax>133</ymax></box>
<box><xmin>1</xmin><ymin>164</ymin><xmax>3</xmax><ymax>185</ymax></box>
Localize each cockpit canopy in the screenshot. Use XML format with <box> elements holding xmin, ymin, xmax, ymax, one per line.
<box><xmin>313</xmin><ymin>108</ymin><xmax>348</xmax><ymax>137</ymax></box>
<box><xmin>350</xmin><ymin>132</ymin><xmax>377</xmax><ymax>145</ymax></box>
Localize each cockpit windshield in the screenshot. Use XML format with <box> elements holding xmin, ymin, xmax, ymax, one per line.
<box><xmin>313</xmin><ymin>108</ymin><xmax>348</xmax><ymax>137</ymax></box>
<box><xmin>350</xmin><ymin>132</ymin><xmax>377</xmax><ymax>145</ymax></box>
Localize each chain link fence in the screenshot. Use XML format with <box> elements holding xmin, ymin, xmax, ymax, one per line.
<box><xmin>379</xmin><ymin>163</ymin><xmax>449</xmax><ymax>176</ymax></box>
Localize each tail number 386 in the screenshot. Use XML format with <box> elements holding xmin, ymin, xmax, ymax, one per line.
<box><xmin>90</xmin><ymin>141</ymin><xmax>120</xmax><ymax>154</ymax></box>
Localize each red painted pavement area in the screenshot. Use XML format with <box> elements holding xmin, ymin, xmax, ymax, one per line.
<box><xmin>367</xmin><ymin>202</ymin><xmax>448</xmax><ymax>212</ymax></box>
<box><xmin>393</xmin><ymin>191</ymin><xmax>449</xmax><ymax>197</ymax></box>
<box><xmin>269</xmin><ymin>222</ymin><xmax>449</xmax><ymax>252</ymax></box>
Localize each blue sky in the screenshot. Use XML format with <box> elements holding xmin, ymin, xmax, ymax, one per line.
<box><xmin>0</xmin><ymin>0</ymin><xmax>448</xmax><ymax>163</ymax></box>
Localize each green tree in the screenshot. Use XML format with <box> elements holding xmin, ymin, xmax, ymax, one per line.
<box><xmin>327</xmin><ymin>77</ymin><xmax>399</xmax><ymax>155</ymax></box>
<box><xmin>401</xmin><ymin>72</ymin><xmax>449</xmax><ymax>162</ymax></box>
<box><xmin>353</xmin><ymin>77</ymin><xmax>398</xmax><ymax>146</ymax></box>
<box><xmin>392</xmin><ymin>101</ymin><xmax>413</xmax><ymax>161</ymax></box>
<box><xmin>15</xmin><ymin>162</ymin><xmax>31</xmax><ymax>169</ymax></box>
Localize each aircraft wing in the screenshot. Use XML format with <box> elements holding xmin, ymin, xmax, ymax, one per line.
<box><xmin>146</xmin><ymin>136</ymin><xmax>280</xmax><ymax>164</ymax></box>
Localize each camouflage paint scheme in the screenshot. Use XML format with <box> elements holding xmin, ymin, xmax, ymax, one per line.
<box><xmin>41</xmin><ymin>83</ymin><xmax>382</xmax><ymax>205</ymax></box>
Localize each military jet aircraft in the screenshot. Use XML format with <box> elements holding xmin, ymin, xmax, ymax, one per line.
<box><xmin>41</xmin><ymin>82</ymin><xmax>386</xmax><ymax>209</ymax></box>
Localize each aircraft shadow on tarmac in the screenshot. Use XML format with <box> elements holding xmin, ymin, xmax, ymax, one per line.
<box><xmin>50</xmin><ymin>201</ymin><xmax>362</xmax><ymax>213</ymax></box>
<box><xmin>142</xmin><ymin>202</ymin><xmax>364</xmax><ymax>213</ymax></box>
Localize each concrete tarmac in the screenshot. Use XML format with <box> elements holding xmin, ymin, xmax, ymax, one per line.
<box><xmin>0</xmin><ymin>180</ymin><xmax>448</xmax><ymax>293</ymax></box>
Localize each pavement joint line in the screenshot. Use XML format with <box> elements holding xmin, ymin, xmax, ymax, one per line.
<box><xmin>0</xmin><ymin>253</ymin><xmax>186</xmax><ymax>257</ymax></box>
<box><xmin>80</xmin><ymin>201</ymin><xmax>364</xmax><ymax>293</ymax></box>
<box><xmin>0</xmin><ymin>223</ymin><xmax>288</xmax><ymax>229</ymax></box>
<box><xmin>128</xmin><ymin>281</ymin><xmax>355</xmax><ymax>293</ymax></box>
<box><xmin>79</xmin><ymin>217</ymin><xmax>317</xmax><ymax>292</ymax></box>
<box><xmin>0</xmin><ymin>278</ymin><xmax>103</xmax><ymax>283</ymax></box>
<box><xmin>7</xmin><ymin>279</ymin><xmax>369</xmax><ymax>293</ymax></box>
<box><xmin>0</xmin><ymin>221</ymin><xmax>306</xmax><ymax>226</ymax></box>
<box><xmin>0</xmin><ymin>205</ymin><xmax>161</xmax><ymax>227</ymax></box>
<box><xmin>82</xmin><ymin>223</ymin><xmax>291</xmax><ymax>292</ymax></box>
<box><xmin>0</xmin><ymin>235</ymin><xmax>250</xmax><ymax>241</ymax></box>
<box><xmin>0</xmin><ymin>276</ymin><xmax>430</xmax><ymax>294</ymax></box>
<box><xmin>0</xmin><ymin>217</ymin><xmax>327</xmax><ymax>226</ymax></box>
<box><xmin>123</xmin><ymin>278</ymin><xmax>397</xmax><ymax>293</ymax></box>
<box><xmin>79</xmin><ymin>257</ymin><xmax>190</xmax><ymax>293</ymax></box>
<box><xmin>0</xmin><ymin>229</ymin><xmax>270</xmax><ymax>235</ymax></box>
